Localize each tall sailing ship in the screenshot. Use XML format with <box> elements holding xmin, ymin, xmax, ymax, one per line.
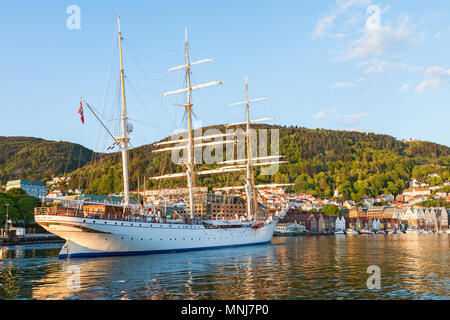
<box><xmin>34</xmin><ymin>15</ymin><xmax>290</xmax><ymax>258</ymax></box>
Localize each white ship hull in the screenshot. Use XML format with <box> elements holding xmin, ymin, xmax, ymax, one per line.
<box><xmin>35</xmin><ymin>215</ymin><xmax>278</xmax><ymax>258</ymax></box>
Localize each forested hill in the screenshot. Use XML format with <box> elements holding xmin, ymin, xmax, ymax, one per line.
<box><xmin>64</xmin><ymin>125</ymin><xmax>450</xmax><ymax>201</ymax></box>
<box><xmin>0</xmin><ymin>136</ymin><xmax>94</xmax><ymax>185</ymax></box>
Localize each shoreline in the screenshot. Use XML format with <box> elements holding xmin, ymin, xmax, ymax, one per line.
<box><xmin>0</xmin><ymin>234</ymin><xmax>64</xmax><ymax>246</ymax></box>
<box><xmin>274</xmin><ymin>232</ymin><xmax>334</xmax><ymax>237</ymax></box>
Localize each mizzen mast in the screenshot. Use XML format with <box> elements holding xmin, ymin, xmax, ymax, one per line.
<box><xmin>117</xmin><ymin>12</ymin><xmax>130</xmax><ymax>207</ymax></box>
<box><xmin>229</xmin><ymin>78</ymin><xmax>268</xmax><ymax>221</ymax></box>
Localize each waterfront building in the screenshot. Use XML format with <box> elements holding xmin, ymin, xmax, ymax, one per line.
<box><xmin>437</xmin><ymin>208</ymin><xmax>448</xmax><ymax>229</ymax></box>
<box><xmin>307</xmin><ymin>214</ymin><xmax>317</xmax><ymax>232</ymax></box>
<box><xmin>335</xmin><ymin>216</ymin><xmax>346</xmax><ymax>231</ymax></box>
<box><xmin>6</xmin><ymin>180</ymin><xmax>46</xmax><ymax>198</ymax></box>
<box><xmin>367</xmin><ymin>206</ymin><xmax>386</xmax><ymax>219</ymax></box>
<box><xmin>317</xmin><ymin>214</ymin><xmax>326</xmax><ymax>232</ymax></box>
<box><xmin>349</xmin><ymin>207</ymin><xmax>366</xmax><ymax>218</ymax></box>
<box><xmin>275</xmin><ymin>223</ymin><xmax>306</xmax><ymax>233</ymax></box>
<box><xmin>325</xmin><ymin>215</ymin><xmax>336</xmax><ymax>232</ymax></box>
<box><xmin>355</xmin><ymin>218</ymin><xmax>362</xmax><ymax>231</ymax></box>
<box><xmin>186</xmin><ymin>194</ymin><xmax>248</xmax><ymax>220</ymax></box>
<box><xmin>373</xmin><ymin>219</ymin><xmax>381</xmax><ymax>230</ymax></box>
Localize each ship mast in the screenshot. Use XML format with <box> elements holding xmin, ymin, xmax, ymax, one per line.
<box><xmin>245</xmin><ymin>78</ymin><xmax>258</xmax><ymax>221</ymax></box>
<box><xmin>230</xmin><ymin>79</ymin><xmax>268</xmax><ymax>221</ymax></box>
<box><xmin>161</xmin><ymin>28</ymin><xmax>222</xmax><ymax>219</ymax></box>
<box><xmin>184</xmin><ymin>29</ymin><xmax>196</xmax><ymax>221</ymax></box>
<box><xmin>117</xmin><ymin>13</ymin><xmax>130</xmax><ymax>207</ymax></box>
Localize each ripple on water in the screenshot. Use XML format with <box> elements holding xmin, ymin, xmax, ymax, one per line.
<box><xmin>0</xmin><ymin>236</ymin><xmax>448</xmax><ymax>300</ymax></box>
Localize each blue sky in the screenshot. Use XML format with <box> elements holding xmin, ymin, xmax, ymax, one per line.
<box><xmin>1</xmin><ymin>0</ymin><xmax>450</xmax><ymax>152</ymax></box>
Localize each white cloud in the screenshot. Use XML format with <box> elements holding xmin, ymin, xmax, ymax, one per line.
<box><xmin>313</xmin><ymin>0</ymin><xmax>371</xmax><ymax>38</ymax></box>
<box><xmin>399</xmin><ymin>83</ymin><xmax>411</xmax><ymax>92</ymax></box>
<box><xmin>336</xmin><ymin>113</ymin><xmax>369</xmax><ymax>125</ymax></box>
<box><xmin>313</xmin><ymin>108</ymin><xmax>368</xmax><ymax>127</ymax></box>
<box><xmin>313</xmin><ymin>110</ymin><xmax>330</xmax><ymax>120</ymax></box>
<box><xmin>330</xmin><ymin>78</ymin><xmax>365</xmax><ymax>88</ymax></box>
<box><xmin>313</xmin><ymin>108</ymin><xmax>336</xmax><ymax>120</ymax></box>
<box><xmin>416</xmin><ymin>66</ymin><xmax>450</xmax><ymax>94</ymax></box>
<box><xmin>357</xmin><ymin>59</ymin><xmax>423</xmax><ymax>74</ymax></box>
<box><xmin>336</xmin><ymin>0</ymin><xmax>372</xmax><ymax>14</ymax></box>
<box><xmin>313</xmin><ymin>14</ymin><xmax>337</xmax><ymax>38</ymax></box>
<box><xmin>330</xmin><ymin>82</ymin><xmax>357</xmax><ymax>89</ymax></box>
<box><xmin>344</xmin><ymin>15</ymin><xmax>412</xmax><ymax>60</ymax></box>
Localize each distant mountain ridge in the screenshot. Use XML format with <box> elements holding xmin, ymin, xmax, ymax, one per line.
<box><xmin>1</xmin><ymin>127</ymin><xmax>448</xmax><ymax>201</ymax></box>
<box><xmin>0</xmin><ymin>136</ymin><xmax>94</xmax><ymax>185</ymax></box>
<box><xmin>62</xmin><ymin>125</ymin><xmax>450</xmax><ymax>201</ymax></box>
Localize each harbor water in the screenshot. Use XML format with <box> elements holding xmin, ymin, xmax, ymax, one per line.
<box><xmin>0</xmin><ymin>234</ymin><xmax>448</xmax><ymax>300</ymax></box>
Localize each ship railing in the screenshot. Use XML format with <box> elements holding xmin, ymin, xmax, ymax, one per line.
<box><xmin>34</xmin><ymin>207</ymin><xmax>234</xmax><ymax>226</ymax></box>
<box><xmin>33</xmin><ymin>207</ymin><xmax>191</xmax><ymax>224</ymax></box>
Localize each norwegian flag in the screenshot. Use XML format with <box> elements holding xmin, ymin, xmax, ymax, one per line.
<box><xmin>78</xmin><ymin>100</ymin><xmax>84</xmax><ymax>124</ymax></box>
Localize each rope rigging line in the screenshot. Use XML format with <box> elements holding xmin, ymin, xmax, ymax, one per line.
<box><xmin>122</xmin><ymin>38</ymin><xmax>176</xmax><ymax>128</ymax></box>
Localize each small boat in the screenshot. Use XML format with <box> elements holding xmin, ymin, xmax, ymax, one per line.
<box><xmin>360</xmin><ymin>229</ymin><xmax>375</xmax><ymax>235</ymax></box>
<box><xmin>334</xmin><ymin>230</ymin><xmax>345</xmax><ymax>235</ymax></box>
<box><xmin>346</xmin><ymin>229</ymin><xmax>358</xmax><ymax>235</ymax></box>
<box><xmin>405</xmin><ymin>229</ymin><xmax>415</xmax><ymax>234</ymax></box>
<box><xmin>376</xmin><ymin>230</ymin><xmax>386</xmax><ymax>234</ymax></box>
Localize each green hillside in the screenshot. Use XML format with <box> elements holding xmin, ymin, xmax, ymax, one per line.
<box><xmin>64</xmin><ymin>125</ymin><xmax>450</xmax><ymax>201</ymax></box>
<box><xmin>0</xmin><ymin>136</ymin><xmax>95</xmax><ymax>185</ymax></box>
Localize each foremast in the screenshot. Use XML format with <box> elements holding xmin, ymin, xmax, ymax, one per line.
<box><xmin>117</xmin><ymin>13</ymin><xmax>130</xmax><ymax>207</ymax></box>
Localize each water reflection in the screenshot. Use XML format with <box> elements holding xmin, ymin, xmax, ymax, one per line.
<box><xmin>0</xmin><ymin>235</ymin><xmax>448</xmax><ymax>300</ymax></box>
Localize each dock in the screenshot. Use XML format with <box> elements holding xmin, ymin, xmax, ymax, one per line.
<box><xmin>0</xmin><ymin>233</ymin><xmax>64</xmax><ymax>245</ymax></box>
<box><xmin>274</xmin><ymin>232</ymin><xmax>334</xmax><ymax>237</ymax></box>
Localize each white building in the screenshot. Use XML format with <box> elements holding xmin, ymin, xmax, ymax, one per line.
<box><xmin>437</xmin><ymin>208</ymin><xmax>448</xmax><ymax>229</ymax></box>
<box><xmin>335</xmin><ymin>217</ymin><xmax>346</xmax><ymax>231</ymax></box>
<box><xmin>6</xmin><ymin>180</ymin><xmax>46</xmax><ymax>198</ymax></box>
<box><xmin>275</xmin><ymin>223</ymin><xmax>306</xmax><ymax>234</ymax></box>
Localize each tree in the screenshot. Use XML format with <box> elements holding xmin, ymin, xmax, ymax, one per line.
<box><xmin>16</xmin><ymin>197</ymin><xmax>38</xmax><ymax>226</ymax></box>
<box><xmin>0</xmin><ymin>194</ymin><xmax>18</xmax><ymax>225</ymax></box>
<box><xmin>5</xmin><ymin>188</ymin><xmax>27</xmax><ymax>198</ymax></box>
<box><xmin>322</xmin><ymin>205</ymin><xmax>341</xmax><ymax>216</ymax></box>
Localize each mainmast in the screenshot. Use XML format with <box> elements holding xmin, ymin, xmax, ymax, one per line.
<box><xmin>184</xmin><ymin>29</ymin><xmax>196</xmax><ymax>221</ymax></box>
<box><xmin>117</xmin><ymin>13</ymin><xmax>130</xmax><ymax>207</ymax></box>
<box><xmin>161</xmin><ymin>28</ymin><xmax>222</xmax><ymax>219</ymax></box>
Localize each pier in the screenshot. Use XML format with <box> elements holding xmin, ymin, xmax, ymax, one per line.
<box><xmin>0</xmin><ymin>233</ymin><xmax>64</xmax><ymax>245</ymax></box>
